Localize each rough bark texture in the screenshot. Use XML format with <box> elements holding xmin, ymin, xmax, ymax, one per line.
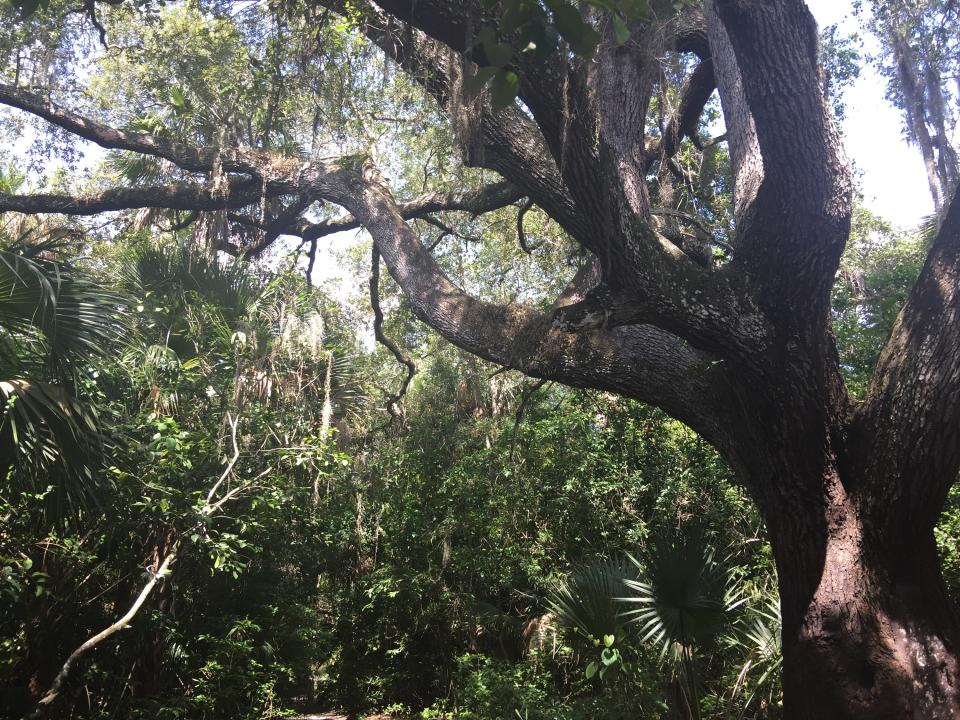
<box><xmin>3</xmin><ymin>0</ymin><xmax>960</xmax><ymax>716</ymax></box>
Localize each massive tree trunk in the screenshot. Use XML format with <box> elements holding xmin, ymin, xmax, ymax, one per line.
<box><xmin>3</xmin><ymin>0</ymin><xmax>960</xmax><ymax>716</ymax></box>
<box><xmin>743</xmin><ymin>423</ymin><xmax>960</xmax><ymax>718</ymax></box>
<box><xmin>781</xmin><ymin>504</ymin><xmax>960</xmax><ymax>718</ymax></box>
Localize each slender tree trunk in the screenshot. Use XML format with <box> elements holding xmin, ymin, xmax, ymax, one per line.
<box><xmin>766</xmin><ymin>460</ymin><xmax>960</xmax><ymax>719</ymax></box>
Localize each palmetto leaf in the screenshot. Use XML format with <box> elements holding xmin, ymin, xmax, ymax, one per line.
<box><xmin>0</xmin><ymin>240</ymin><xmax>121</xmax><ymax>367</ymax></box>
<box><xmin>619</xmin><ymin>527</ymin><xmax>733</xmax><ymax>660</ymax></box>
<box><xmin>546</xmin><ymin>555</ymin><xmax>637</xmax><ymax>645</ymax></box>
<box><xmin>724</xmin><ymin>588</ymin><xmax>783</xmax><ymax>716</ymax></box>
<box><xmin>1</xmin><ymin>234</ymin><xmax>121</xmax><ymax>509</ymax></box>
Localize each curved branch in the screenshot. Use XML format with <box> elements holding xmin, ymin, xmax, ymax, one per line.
<box><xmin>296</xmin><ymin>181</ymin><xmax>523</xmax><ymax>242</ymax></box>
<box><xmin>323</xmin><ymin>159</ymin><xmax>732</xmax><ymax>442</ymax></box>
<box><xmin>516</xmin><ymin>198</ymin><xmax>542</xmax><ymax>254</ymax></box>
<box><xmin>705</xmin><ymin>0</ymin><xmax>852</xmax><ymax>320</ymax></box>
<box><xmin>240</xmin><ymin>194</ymin><xmax>312</xmax><ymax>259</ymax></box>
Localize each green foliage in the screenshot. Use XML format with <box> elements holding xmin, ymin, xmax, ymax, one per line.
<box><xmin>471</xmin><ymin>0</ymin><xmax>698</xmax><ymax>107</ymax></box>
<box><xmin>722</xmin><ymin>586</ymin><xmax>782</xmax><ymax>717</ymax></box>
<box><xmin>0</xmin><ymin>234</ymin><xmax>357</xmax><ymax>719</ymax></box>
<box><xmin>831</xmin><ymin>207</ymin><xmax>924</xmax><ymax>397</ymax></box>
<box><xmin>621</xmin><ymin>528</ymin><xmax>735</xmax><ymax>659</ymax></box>
<box><xmin>819</xmin><ymin>24</ymin><xmax>861</xmax><ymax>120</ymax></box>
<box><xmin>548</xmin><ymin>557</ymin><xmax>635</xmax><ymax>651</ymax></box>
<box><xmin>1</xmin><ymin>4</ymin><xmax>953</xmax><ymax>719</ymax></box>
<box><xmin>0</xmin><ymin>232</ymin><xmax>121</xmax><ymax>513</ymax></box>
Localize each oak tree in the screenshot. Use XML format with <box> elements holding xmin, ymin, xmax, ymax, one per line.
<box><xmin>2</xmin><ymin>0</ymin><xmax>960</xmax><ymax>717</ymax></box>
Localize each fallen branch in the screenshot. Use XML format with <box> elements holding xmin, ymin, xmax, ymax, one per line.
<box><xmin>29</xmin><ymin>547</ymin><xmax>178</xmax><ymax>717</ymax></box>
<box><xmin>29</xmin><ymin>413</ymin><xmax>264</xmax><ymax>718</ymax></box>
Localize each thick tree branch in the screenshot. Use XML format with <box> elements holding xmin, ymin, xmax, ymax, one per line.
<box><xmin>706</xmin><ymin>0</ymin><xmax>852</xmax><ymax>321</ymax></box>
<box><xmin>855</xmin><ymin>185</ymin><xmax>960</xmax><ymax>529</ymax></box>
<box><xmin>323</xmin><ymin>159</ymin><xmax>733</xmax><ymax>442</ymax></box>
<box><xmin>350</xmin><ymin>2</ymin><xmax>755</xmax><ymax>342</ymax></box>
<box><xmin>292</xmin><ymin>181</ymin><xmax>523</xmax><ymax>242</ymax></box>
<box><xmin>0</xmin><ymin>179</ymin><xmax>269</xmax><ymax>216</ymax></box>
<box><xmin>0</xmin><ymin>84</ymin><xmax>272</xmax><ymax>176</ymax></box>
<box><xmin>0</xmin><ymin>76</ymin><xmax>748</xmax><ymax>442</ymax></box>
<box><xmin>649</xmin><ymin>59</ymin><xmax>717</xmax><ymax>163</ymax></box>
<box><xmin>368</xmin><ymin>0</ymin><xmax>598</xmax><ymax>191</ymax></box>
<box><xmin>338</xmin><ymin>2</ymin><xmax>594</xmax><ymax>247</ymax></box>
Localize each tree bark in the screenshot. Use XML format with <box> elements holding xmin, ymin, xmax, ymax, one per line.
<box><xmin>768</xmin><ymin>459</ymin><xmax>960</xmax><ymax>719</ymax></box>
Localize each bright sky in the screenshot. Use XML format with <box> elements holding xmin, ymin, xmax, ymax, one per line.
<box><xmin>805</xmin><ymin>0</ymin><xmax>935</xmax><ymax>226</ymax></box>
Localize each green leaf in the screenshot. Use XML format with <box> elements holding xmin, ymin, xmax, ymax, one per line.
<box><xmin>548</xmin><ymin>1</ymin><xmax>601</xmax><ymax>58</ymax></box>
<box><xmin>490</xmin><ymin>69</ymin><xmax>520</xmax><ymax>110</ymax></box>
<box><xmin>550</xmin><ymin>2</ymin><xmax>586</xmax><ymax>41</ymax></box>
<box><xmin>169</xmin><ymin>86</ymin><xmax>187</xmax><ymax>109</ymax></box>
<box><xmin>484</xmin><ymin>40</ymin><xmax>514</xmax><ymax>67</ymax></box>
<box><xmin>611</xmin><ymin>14</ymin><xmax>630</xmax><ymax>45</ymax></box>
<box><xmin>620</xmin><ymin>0</ymin><xmax>651</xmax><ymax>20</ymax></box>
<box><xmin>585</xmin><ymin>660</ymin><xmax>598</xmax><ymax>679</ymax></box>
<box><xmin>519</xmin><ymin>22</ymin><xmax>560</xmax><ymax>60</ymax></box>
<box><xmin>603</xmin><ymin>633</ymin><xmax>615</xmax><ymax>648</ymax></box>
<box><xmin>474</xmin><ymin>25</ymin><xmax>498</xmax><ymax>49</ymax></box>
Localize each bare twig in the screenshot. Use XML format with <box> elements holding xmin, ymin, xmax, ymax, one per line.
<box><xmin>206</xmin><ymin>413</ymin><xmax>240</xmax><ymax>505</ymax></box>
<box><xmin>509</xmin><ymin>379</ymin><xmax>549</xmax><ymax>463</ymax></box>
<box><xmin>369</xmin><ymin>245</ymin><xmax>416</xmax><ymax>423</ymax></box>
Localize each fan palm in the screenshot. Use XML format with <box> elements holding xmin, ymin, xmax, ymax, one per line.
<box><xmin>0</xmin><ymin>232</ymin><xmax>121</xmax><ymax>511</ymax></box>
<box><xmin>547</xmin><ymin>555</ymin><xmax>637</xmax><ymax>646</ymax></box>
<box><xmin>546</xmin><ymin>556</ymin><xmax>638</xmax><ymax>681</ymax></box>
<box><xmin>620</xmin><ymin>527</ymin><xmax>743</xmax><ymax>720</ymax></box>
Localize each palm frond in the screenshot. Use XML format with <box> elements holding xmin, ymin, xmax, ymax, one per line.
<box><xmin>724</xmin><ymin>587</ymin><xmax>783</xmax><ymax>717</ymax></box>
<box><xmin>0</xmin><ymin>243</ymin><xmax>121</xmax><ymax>367</ymax></box>
<box><xmin>547</xmin><ymin>556</ymin><xmax>637</xmax><ymax>645</ymax></box>
<box><xmin>0</xmin><ymin>234</ymin><xmax>122</xmax><ymax>513</ymax></box>
<box><xmin>619</xmin><ymin>527</ymin><xmax>734</xmax><ymax>660</ymax></box>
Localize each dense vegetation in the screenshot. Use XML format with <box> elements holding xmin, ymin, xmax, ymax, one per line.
<box><xmin>3</xmin><ymin>199</ymin><xmax>957</xmax><ymax>720</ymax></box>
<box><xmin>1</xmin><ymin>0</ymin><xmax>959</xmax><ymax>718</ymax></box>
